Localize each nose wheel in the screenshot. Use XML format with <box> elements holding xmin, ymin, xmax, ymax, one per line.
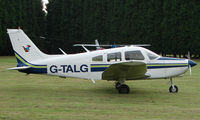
<box><xmin>169</xmin><ymin>78</ymin><xmax>178</xmax><ymax>93</ymax></box>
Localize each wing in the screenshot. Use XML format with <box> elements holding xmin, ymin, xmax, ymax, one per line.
<box><xmin>102</xmin><ymin>61</ymin><xmax>149</xmax><ymax>80</ymax></box>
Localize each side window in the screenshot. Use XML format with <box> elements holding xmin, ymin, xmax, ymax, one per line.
<box><xmin>107</xmin><ymin>52</ymin><xmax>121</xmax><ymax>62</ymax></box>
<box><xmin>92</xmin><ymin>55</ymin><xmax>103</xmax><ymax>62</ymax></box>
<box><xmin>125</xmin><ymin>50</ymin><xmax>144</xmax><ymax>60</ymax></box>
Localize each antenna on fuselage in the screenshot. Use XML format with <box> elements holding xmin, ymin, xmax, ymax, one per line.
<box><xmin>81</xmin><ymin>45</ymin><xmax>90</xmax><ymax>52</ymax></box>
<box><xmin>59</xmin><ymin>48</ymin><xmax>67</xmax><ymax>55</ymax></box>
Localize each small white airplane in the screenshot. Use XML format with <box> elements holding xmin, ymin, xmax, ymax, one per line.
<box><xmin>7</xmin><ymin>29</ymin><xmax>197</xmax><ymax>94</ymax></box>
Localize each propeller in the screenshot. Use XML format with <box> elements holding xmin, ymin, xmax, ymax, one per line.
<box><xmin>187</xmin><ymin>51</ymin><xmax>192</xmax><ymax>75</ymax></box>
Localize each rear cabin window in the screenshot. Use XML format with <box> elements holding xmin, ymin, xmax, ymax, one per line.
<box><xmin>107</xmin><ymin>52</ymin><xmax>121</xmax><ymax>62</ymax></box>
<box><xmin>92</xmin><ymin>55</ymin><xmax>103</xmax><ymax>62</ymax></box>
<box><xmin>125</xmin><ymin>50</ymin><xmax>145</xmax><ymax>60</ymax></box>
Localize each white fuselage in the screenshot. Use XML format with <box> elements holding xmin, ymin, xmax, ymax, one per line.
<box><xmin>36</xmin><ymin>46</ymin><xmax>189</xmax><ymax>80</ymax></box>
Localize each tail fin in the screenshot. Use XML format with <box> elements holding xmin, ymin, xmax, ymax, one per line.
<box><xmin>7</xmin><ymin>29</ymin><xmax>48</xmax><ymax>63</ymax></box>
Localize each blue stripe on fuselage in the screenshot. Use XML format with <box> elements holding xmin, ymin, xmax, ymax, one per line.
<box><xmin>15</xmin><ymin>51</ymin><xmax>46</xmax><ymax>67</ymax></box>
<box><xmin>157</xmin><ymin>57</ymin><xmax>185</xmax><ymax>60</ymax></box>
<box><xmin>91</xmin><ymin>67</ymin><xmax>108</xmax><ymax>72</ymax></box>
<box><xmin>90</xmin><ymin>63</ymin><xmax>188</xmax><ymax>72</ymax></box>
<box><xmin>14</xmin><ymin>51</ymin><xmax>47</xmax><ymax>74</ymax></box>
<box><xmin>18</xmin><ymin>67</ymin><xmax>47</xmax><ymax>74</ymax></box>
<box><xmin>147</xmin><ymin>65</ymin><xmax>188</xmax><ymax>69</ymax></box>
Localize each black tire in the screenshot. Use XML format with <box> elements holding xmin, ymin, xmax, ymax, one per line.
<box><xmin>118</xmin><ymin>84</ymin><xmax>130</xmax><ymax>94</ymax></box>
<box><xmin>115</xmin><ymin>82</ymin><xmax>121</xmax><ymax>89</ymax></box>
<box><xmin>169</xmin><ymin>85</ymin><xmax>178</xmax><ymax>93</ymax></box>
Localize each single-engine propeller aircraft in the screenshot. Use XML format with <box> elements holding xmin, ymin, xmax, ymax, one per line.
<box><xmin>7</xmin><ymin>29</ymin><xmax>197</xmax><ymax>94</ymax></box>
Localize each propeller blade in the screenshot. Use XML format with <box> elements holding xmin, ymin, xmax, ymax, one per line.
<box><xmin>189</xmin><ymin>65</ymin><xmax>192</xmax><ymax>75</ymax></box>
<box><xmin>188</xmin><ymin>51</ymin><xmax>191</xmax><ymax>59</ymax></box>
<box><xmin>188</xmin><ymin>51</ymin><xmax>192</xmax><ymax>75</ymax></box>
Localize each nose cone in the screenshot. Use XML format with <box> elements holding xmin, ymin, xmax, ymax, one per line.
<box><xmin>188</xmin><ymin>60</ymin><xmax>197</xmax><ymax>67</ymax></box>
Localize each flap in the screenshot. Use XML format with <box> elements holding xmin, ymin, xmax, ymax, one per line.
<box><xmin>102</xmin><ymin>61</ymin><xmax>148</xmax><ymax>80</ymax></box>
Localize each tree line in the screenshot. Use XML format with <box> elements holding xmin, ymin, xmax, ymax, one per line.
<box><xmin>1</xmin><ymin>0</ymin><xmax>200</xmax><ymax>58</ymax></box>
<box><xmin>0</xmin><ymin>0</ymin><xmax>46</xmax><ymax>55</ymax></box>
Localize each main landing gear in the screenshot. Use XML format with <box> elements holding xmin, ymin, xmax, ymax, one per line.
<box><xmin>115</xmin><ymin>82</ymin><xmax>130</xmax><ymax>94</ymax></box>
<box><xmin>115</xmin><ymin>77</ymin><xmax>178</xmax><ymax>94</ymax></box>
<box><xmin>169</xmin><ymin>78</ymin><xmax>178</xmax><ymax>93</ymax></box>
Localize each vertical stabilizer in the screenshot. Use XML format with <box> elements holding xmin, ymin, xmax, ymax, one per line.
<box><xmin>7</xmin><ymin>29</ymin><xmax>48</xmax><ymax>63</ymax></box>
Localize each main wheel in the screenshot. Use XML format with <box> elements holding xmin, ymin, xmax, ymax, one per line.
<box><xmin>115</xmin><ymin>82</ymin><xmax>121</xmax><ymax>89</ymax></box>
<box><xmin>118</xmin><ymin>84</ymin><xmax>130</xmax><ymax>94</ymax></box>
<box><xmin>169</xmin><ymin>85</ymin><xmax>178</xmax><ymax>93</ymax></box>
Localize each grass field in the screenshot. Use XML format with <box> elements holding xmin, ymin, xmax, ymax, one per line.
<box><xmin>0</xmin><ymin>56</ymin><xmax>200</xmax><ymax>120</ymax></box>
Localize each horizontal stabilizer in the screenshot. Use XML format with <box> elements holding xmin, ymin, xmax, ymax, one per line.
<box><xmin>8</xmin><ymin>66</ymin><xmax>31</xmax><ymax>70</ymax></box>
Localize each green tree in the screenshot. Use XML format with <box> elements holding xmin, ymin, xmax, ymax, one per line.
<box><xmin>0</xmin><ymin>0</ymin><xmax>46</xmax><ymax>55</ymax></box>
<box><xmin>46</xmin><ymin>0</ymin><xmax>200</xmax><ymax>57</ymax></box>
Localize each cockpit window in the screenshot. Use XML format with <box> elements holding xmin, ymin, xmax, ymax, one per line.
<box><xmin>92</xmin><ymin>55</ymin><xmax>103</xmax><ymax>62</ymax></box>
<box><xmin>125</xmin><ymin>50</ymin><xmax>145</xmax><ymax>60</ymax></box>
<box><xmin>146</xmin><ymin>51</ymin><xmax>158</xmax><ymax>60</ymax></box>
<box><xmin>107</xmin><ymin>52</ymin><xmax>121</xmax><ymax>62</ymax></box>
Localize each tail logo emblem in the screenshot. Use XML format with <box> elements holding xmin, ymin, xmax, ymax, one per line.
<box><xmin>23</xmin><ymin>45</ymin><xmax>31</xmax><ymax>52</ymax></box>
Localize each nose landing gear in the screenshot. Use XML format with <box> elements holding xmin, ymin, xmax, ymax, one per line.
<box><xmin>169</xmin><ymin>78</ymin><xmax>178</xmax><ymax>93</ymax></box>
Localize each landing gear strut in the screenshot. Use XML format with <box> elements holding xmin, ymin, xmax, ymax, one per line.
<box><xmin>169</xmin><ymin>78</ymin><xmax>178</xmax><ymax>93</ymax></box>
<box><xmin>115</xmin><ymin>82</ymin><xmax>130</xmax><ymax>94</ymax></box>
<box><xmin>115</xmin><ymin>82</ymin><xmax>121</xmax><ymax>89</ymax></box>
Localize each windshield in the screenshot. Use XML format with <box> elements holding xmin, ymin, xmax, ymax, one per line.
<box><xmin>144</xmin><ymin>49</ymin><xmax>159</xmax><ymax>60</ymax></box>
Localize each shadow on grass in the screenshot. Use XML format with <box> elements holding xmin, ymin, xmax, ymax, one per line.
<box><xmin>87</xmin><ymin>86</ymin><xmax>168</xmax><ymax>96</ymax></box>
<box><xmin>1</xmin><ymin>85</ymin><xmax>166</xmax><ymax>94</ymax></box>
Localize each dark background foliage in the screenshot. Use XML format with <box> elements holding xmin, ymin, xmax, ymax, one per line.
<box><xmin>1</xmin><ymin>0</ymin><xmax>200</xmax><ymax>58</ymax></box>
